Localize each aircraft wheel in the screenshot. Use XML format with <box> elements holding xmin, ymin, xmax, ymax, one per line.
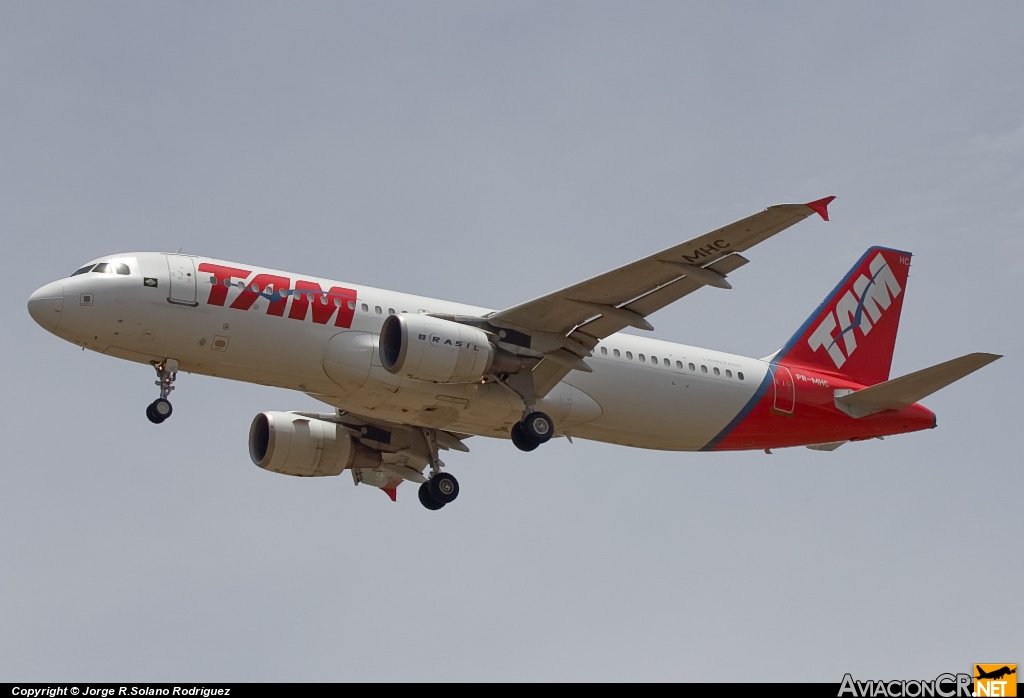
<box><xmin>511</xmin><ymin>422</ymin><xmax>539</xmax><ymax>452</ymax></box>
<box><xmin>418</xmin><ymin>481</ymin><xmax>445</xmax><ymax>510</ymax></box>
<box><xmin>429</xmin><ymin>472</ymin><xmax>460</xmax><ymax>505</ymax></box>
<box><xmin>522</xmin><ymin>411</ymin><xmax>554</xmax><ymax>444</ymax></box>
<box><xmin>146</xmin><ymin>399</ymin><xmax>171</xmax><ymax>424</ymax></box>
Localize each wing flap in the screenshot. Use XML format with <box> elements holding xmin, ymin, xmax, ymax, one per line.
<box><xmin>835</xmin><ymin>352</ymin><xmax>1001</xmax><ymax>415</ymax></box>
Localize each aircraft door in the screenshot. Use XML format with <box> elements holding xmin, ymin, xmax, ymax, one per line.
<box><xmin>166</xmin><ymin>254</ymin><xmax>198</xmax><ymax>306</ymax></box>
<box><xmin>771</xmin><ymin>364</ymin><xmax>795</xmax><ymax>414</ymax></box>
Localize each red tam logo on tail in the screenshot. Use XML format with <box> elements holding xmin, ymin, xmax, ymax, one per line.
<box><xmin>778</xmin><ymin>247</ymin><xmax>912</xmax><ymax>386</ymax></box>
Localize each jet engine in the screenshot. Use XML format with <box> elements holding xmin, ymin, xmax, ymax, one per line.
<box><xmin>379</xmin><ymin>314</ymin><xmax>521</xmax><ymax>383</ymax></box>
<box><xmin>249</xmin><ymin>412</ymin><xmax>381</xmax><ymax>477</ymax></box>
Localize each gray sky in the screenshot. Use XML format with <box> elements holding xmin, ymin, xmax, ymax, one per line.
<box><xmin>2</xmin><ymin>1</ymin><xmax>1020</xmax><ymax>682</ymax></box>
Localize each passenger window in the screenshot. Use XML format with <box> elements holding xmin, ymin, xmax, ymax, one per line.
<box><xmin>320</xmin><ymin>295</ymin><xmax>328</xmax><ymax>305</ymax></box>
<box><xmin>738</xmin><ymin>372</ymin><xmax>745</xmax><ymax>381</ymax></box>
<box><xmin>613</xmin><ymin>349</ymin><xmax>620</xmax><ymax>358</ymax></box>
<box><xmin>664</xmin><ymin>358</ymin><xmax>670</xmax><ymax>367</ymax></box>
<box><xmin>251</xmin><ymin>284</ymin><xmax>260</xmax><ymax>293</ymax></box>
<box><xmin>361</xmin><ymin>303</ymin><xmax>369</xmax><ymax>312</ymax></box>
<box><xmin>71</xmin><ymin>264</ymin><xmax>95</xmax><ymax>276</ymax></box>
<box><xmin>114</xmin><ymin>263</ymin><xmax>130</xmax><ymax>275</ymax></box>
<box><xmin>639</xmin><ymin>354</ymin><xmax>645</xmax><ymax>362</ymax></box>
<box><xmin>701</xmin><ymin>365</ymin><xmax>708</xmax><ymax>374</ymax></box>
<box><xmin>388</xmin><ymin>308</ymin><xmax>395</xmax><ymax>315</ymax></box>
<box><xmin>92</xmin><ymin>263</ymin><xmax>111</xmax><ymax>274</ymax></box>
<box><xmin>726</xmin><ymin>370</ymin><xmax>733</xmax><ymax>378</ymax></box>
<box><xmin>651</xmin><ymin>355</ymin><xmax>658</xmax><ymax>364</ymax></box>
<box><xmin>332</xmin><ymin>297</ymin><xmax>340</xmax><ymax>307</ymax></box>
<box><xmin>713</xmin><ymin>367</ymin><xmax>720</xmax><ymax>376</ymax></box>
<box><xmin>375</xmin><ymin>306</ymin><xmax>382</xmax><ymax>314</ymax></box>
<box><xmin>626</xmin><ymin>351</ymin><xmax>633</xmax><ymax>360</ymax></box>
<box><xmin>689</xmin><ymin>363</ymin><xmax>696</xmax><ymax>371</ymax></box>
<box><xmin>600</xmin><ymin>347</ymin><xmax>607</xmax><ymax>355</ymax></box>
<box><xmin>676</xmin><ymin>360</ymin><xmax>683</xmax><ymax>369</ymax></box>
<box><xmin>348</xmin><ymin>300</ymin><xmax>356</xmax><ymax>310</ymax></box>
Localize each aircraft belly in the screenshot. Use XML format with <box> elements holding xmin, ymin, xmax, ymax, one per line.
<box><xmin>314</xmin><ymin>379</ymin><xmax>522</xmax><ymax>434</ymax></box>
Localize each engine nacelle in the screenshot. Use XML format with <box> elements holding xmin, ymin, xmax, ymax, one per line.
<box><xmin>249</xmin><ymin>412</ymin><xmax>381</xmax><ymax>477</ymax></box>
<box><xmin>379</xmin><ymin>314</ymin><xmax>521</xmax><ymax>383</ymax></box>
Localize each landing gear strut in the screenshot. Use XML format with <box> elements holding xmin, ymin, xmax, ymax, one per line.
<box><xmin>146</xmin><ymin>359</ymin><xmax>178</xmax><ymax>424</ymax></box>
<box><xmin>418</xmin><ymin>428</ymin><xmax>460</xmax><ymax>510</ymax></box>
<box><xmin>511</xmin><ymin>411</ymin><xmax>554</xmax><ymax>452</ymax></box>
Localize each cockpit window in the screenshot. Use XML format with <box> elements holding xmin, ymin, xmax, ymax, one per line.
<box><xmin>70</xmin><ymin>260</ymin><xmax>132</xmax><ymax>278</ymax></box>
<box><xmin>87</xmin><ymin>262</ymin><xmax>131</xmax><ymax>275</ymax></box>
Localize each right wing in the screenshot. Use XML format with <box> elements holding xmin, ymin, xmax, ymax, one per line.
<box><xmin>294</xmin><ymin>406</ymin><xmax>472</xmax><ymax>500</ymax></box>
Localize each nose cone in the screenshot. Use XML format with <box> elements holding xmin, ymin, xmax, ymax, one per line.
<box><xmin>28</xmin><ymin>281</ymin><xmax>64</xmax><ymax>333</ymax></box>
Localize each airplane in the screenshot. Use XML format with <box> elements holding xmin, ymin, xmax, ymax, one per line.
<box><xmin>27</xmin><ymin>197</ymin><xmax>1000</xmax><ymax>510</ymax></box>
<box><xmin>975</xmin><ymin>666</ymin><xmax>1017</xmax><ymax>681</ymax></box>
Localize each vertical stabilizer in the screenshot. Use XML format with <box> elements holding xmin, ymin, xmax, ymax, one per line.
<box><xmin>777</xmin><ymin>247</ymin><xmax>913</xmax><ymax>386</ymax></box>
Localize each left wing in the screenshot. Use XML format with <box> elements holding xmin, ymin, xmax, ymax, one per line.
<box><xmin>451</xmin><ymin>197</ymin><xmax>834</xmax><ymax>397</ymax></box>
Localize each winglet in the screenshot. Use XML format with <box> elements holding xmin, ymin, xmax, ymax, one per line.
<box><xmin>805</xmin><ymin>196</ymin><xmax>836</xmax><ymax>221</ymax></box>
<box><xmin>382</xmin><ymin>486</ymin><xmax>398</xmax><ymax>502</ymax></box>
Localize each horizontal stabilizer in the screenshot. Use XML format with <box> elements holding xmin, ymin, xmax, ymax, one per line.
<box><xmin>835</xmin><ymin>352</ymin><xmax>1001</xmax><ymax>416</ymax></box>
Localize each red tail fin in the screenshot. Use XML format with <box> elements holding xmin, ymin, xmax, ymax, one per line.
<box><xmin>776</xmin><ymin>247</ymin><xmax>912</xmax><ymax>386</ymax></box>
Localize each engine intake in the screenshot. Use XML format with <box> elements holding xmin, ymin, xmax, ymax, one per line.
<box><xmin>379</xmin><ymin>314</ymin><xmax>520</xmax><ymax>383</ymax></box>
<box><xmin>249</xmin><ymin>412</ymin><xmax>381</xmax><ymax>477</ymax></box>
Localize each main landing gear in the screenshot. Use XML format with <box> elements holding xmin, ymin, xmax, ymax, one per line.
<box><xmin>510</xmin><ymin>411</ymin><xmax>555</xmax><ymax>452</ymax></box>
<box><xmin>417</xmin><ymin>428</ymin><xmax>460</xmax><ymax>511</ymax></box>
<box><xmin>146</xmin><ymin>359</ymin><xmax>178</xmax><ymax>424</ymax></box>
<box><xmin>418</xmin><ymin>472</ymin><xmax>460</xmax><ymax>510</ymax></box>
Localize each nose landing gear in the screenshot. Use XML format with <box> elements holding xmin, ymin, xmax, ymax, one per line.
<box><xmin>146</xmin><ymin>359</ymin><xmax>179</xmax><ymax>424</ymax></box>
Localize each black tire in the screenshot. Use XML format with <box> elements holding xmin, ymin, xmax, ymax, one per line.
<box><xmin>146</xmin><ymin>402</ymin><xmax>166</xmax><ymax>424</ymax></box>
<box><xmin>522</xmin><ymin>411</ymin><xmax>554</xmax><ymax>444</ymax></box>
<box><xmin>418</xmin><ymin>481</ymin><xmax>445</xmax><ymax>510</ymax></box>
<box><xmin>511</xmin><ymin>422</ymin><xmax>539</xmax><ymax>452</ymax></box>
<box><xmin>429</xmin><ymin>472</ymin><xmax>460</xmax><ymax>504</ymax></box>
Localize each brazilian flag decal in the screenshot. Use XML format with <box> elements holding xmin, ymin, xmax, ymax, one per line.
<box><xmin>144</xmin><ymin>277</ymin><xmax>158</xmax><ymax>288</ymax></box>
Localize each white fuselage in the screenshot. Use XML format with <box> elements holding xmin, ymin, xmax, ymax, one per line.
<box><xmin>33</xmin><ymin>252</ymin><xmax>770</xmax><ymax>451</ymax></box>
